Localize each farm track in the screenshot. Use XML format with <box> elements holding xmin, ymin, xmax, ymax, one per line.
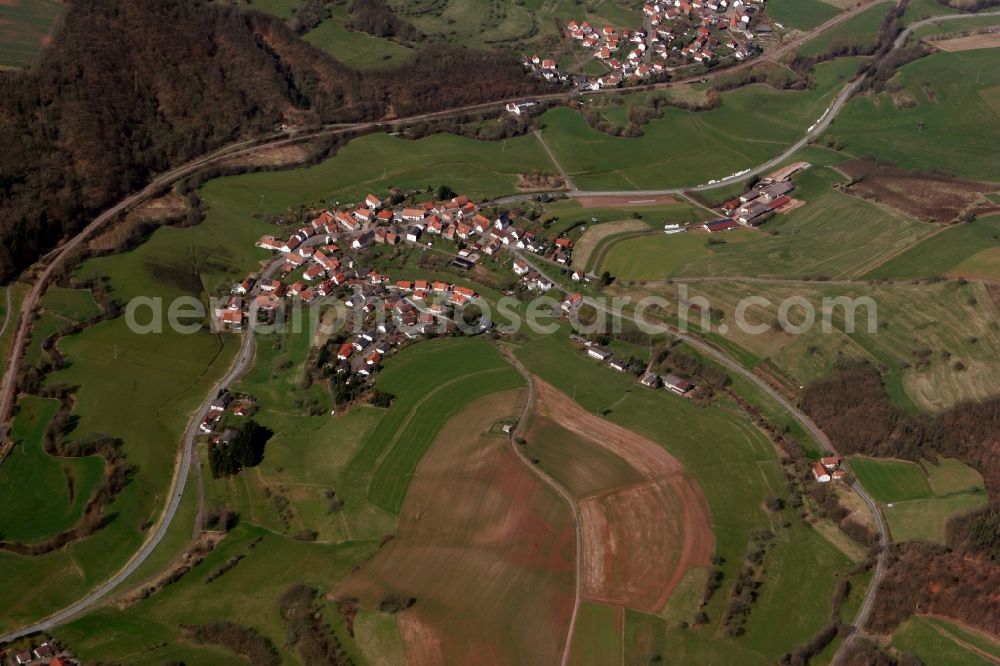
<box><xmin>501</xmin><ymin>349</ymin><xmax>582</xmax><ymax>666</ymax></box>
<box><xmin>1</xmin><ymin>4</ymin><xmax>995</xmax><ymax>647</ymax></box>
<box><xmin>512</xmin><ymin>249</ymin><xmax>889</xmax><ymax>664</ymax></box>
<box><xmin>0</xmin><ymin>286</ymin><xmax>11</xmax><ymax>341</ymax></box>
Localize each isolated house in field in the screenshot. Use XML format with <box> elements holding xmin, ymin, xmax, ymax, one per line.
<box><xmin>588</xmin><ymin>346</ymin><xmax>612</xmax><ymax>361</ymax></box>
<box><xmin>663</xmin><ymin>373</ymin><xmax>695</xmax><ymax>395</ymax></box>
<box><xmin>812</xmin><ymin>462</ymin><xmax>832</xmax><ymax>483</ymax></box>
<box><xmin>608</xmin><ymin>357</ymin><xmax>629</xmax><ymax>372</ymax></box>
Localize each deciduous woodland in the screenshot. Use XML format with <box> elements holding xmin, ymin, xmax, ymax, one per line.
<box><xmin>802</xmin><ymin>360</ymin><xmax>1000</xmax><ymax>634</ymax></box>
<box><xmin>0</xmin><ymin>0</ymin><xmax>548</xmax><ymax>282</ymax></box>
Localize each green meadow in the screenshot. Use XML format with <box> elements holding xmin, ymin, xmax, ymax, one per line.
<box><xmin>0</xmin><ymin>153</ymin><xmax>283</xmax><ymax>630</ymax></box>
<box><xmin>830</xmin><ymin>50</ymin><xmax>1000</xmax><ymax>181</ymax></box>
<box><xmin>568</xmin><ymin>603</ymin><xmax>623</xmax><ymax>666</ymax></box>
<box><xmin>600</xmin><ymin>229</ymin><xmax>758</xmax><ymax>281</ymax></box>
<box><xmin>539</xmin><ymin>58</ymin><xmax>863</xmax><ymax>191</ymax></box>
<box><xmin>865</xmin><ymin>216</ymin><xmax>1000</xmax><ymax>279</ymax></box>
<box><xmin>304</xmin><ymin>2</ymin><xmax>414</xmax><ymax>69</ymax></box>
<box><xmin>54</xmin><ymin>524</ymin><xmax>380</xmax><ymax>666</ymax></box>
<box><xmin>0</xmin><ymin>396</ymin><xmax>103</xmax><ymax>543</ymax></box>
<box><xmin>767</xmin><ymin>0</ymin><xmax>841</xmax><ymax>31</ymax></box>
<box><xmin>625</xmin><ymin>278</ymin><xmax>1000</xmax><ymax>413</ymax></box>
<box><xmin>850</xmin><ymin>456</ymin><xmax>987</xmax><ymax>543</ymax></box>
<box><xmin>796</xmin><ymin>3</ymin><xmax>887</xmax><ymax>57</ymax></box>
<box><xmin>892</xmin><ymin>616</ymin><xmax>998</xmax><ymax>666</ymax></box>
<box><xmin>0</xmin><ymin>0</ymin><xmax>64</xmax><ymax>69</ymax></box>
<box><xmin>201</xmin><ymin>131</ymin><xmax>554</xmax><ymax>213</ymax></box>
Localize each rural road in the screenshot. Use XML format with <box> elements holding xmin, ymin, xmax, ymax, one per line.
<box><xmin>0</xmin><ymin>254</ymin><xmax>299</xmax><ymax>642</ymax></box>
<box><xmin>0</xmin><ymin>4</ymin><xmax>992</xmax><ymax>646</ymax></box>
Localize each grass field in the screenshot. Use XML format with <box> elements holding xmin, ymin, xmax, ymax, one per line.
<box><xmin>767</xmin><ymin>0</ymin><xmax>841</xmax><ymax>31</ymax></box>
<box><xmin>902</xmin><ymin>0</ymin><xmax>959</xmax><ymax>24</ymax></box>
<box><xmin>667</xmin><ymin>168</ymin><xmax>937</xmax><ymax>280</ymax></box>
<box><xmin>600</xmin><ymin>228</ymin><xmax>759</xmax><ymax>280</ymax></box>
<box><xmin>40</xmin><ymin>286</ymin><xmax>101</xmax><ymax>322</ymax></box>
<box><xmin>0</xmin><ymin>0</ymin><xmax>64</xmax><ymax>69</ymax></box>
<box><xmin>569</xmin><ymin>603</ymin><xmax>623</xmax><ymax>666</ymax></box>
<box><xmin>539</xmin><ymin>58</ymin><xmax>864</xmax><ymax>191</ymax></box>
<box><xmin>865</xmin><ymin>216</ymin><xmax>1000</xmax><ymax>279</ymax></box>
<box><xmin>829</xmin><ymin>50</ymin><xmax>1000</xmax><ymax>182</ymax></box>
<box><xmin>538</xmin><ymin>199</ymin><xmax>708</xmax><ymax>240</ymax></box>
<box><xmin>304</xmin><ymin>2</ymin><xmax>414</xmax><ymax>69</ymax></box>
<box><xmin>201</xmin><ymin>131</ymin><xmax>554</xmax><ymax>214</ymax></box>
<box><xmin>621</xmin><ymin>278</ymin><xmax>1000</xmax><ymax>412</ymax></box>
<box><xmin>344</xmin><ymin>337</ymin><xmax>523</xmax><ymax>513</ymax></box>
<box><xmin>913</xmin><ymin>14</ymin><xmax>1000</xmax><ymax>39</ymax></box>
<box><xmin>796</xmin><ymin>3</ymin><xmax>887</xmax><ymax>57</ymax></box>
<box><xmin>0</xmin><ymin>396</ymin><xmax>103</xmax><ymax>543</ymax></box>
<box><xmin>388</xmin><ymin>0</ymin><xmax>641</xmax><ymax>51</ymax></box>
<box><xmin>0</xmin><ymin>157</ymin><xmax>281</xmax><ymax>631</ymax></box>
<box><xmin>54</xmin><ymin>525</ymin><xmax>380</xmax><ymax>665</ymax></box>
<box><xmin>850</xmin><ymin>456</ymin><xmax>987</xmax><ymax>542</ymax></box>
<box><xmin>849</xmin><ymin>457</ymin><xmax>935</xmax><ymax>502</ymax></box>
<box><xmin>892</xmin><ymin>616</ymin><xmax>997</xmax><ymax>666</ymax></box>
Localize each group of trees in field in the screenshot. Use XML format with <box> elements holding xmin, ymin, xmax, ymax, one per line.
<box><xmin>0</xmin><ymin>0</ymin><xmax>550</xmax><ymax>284</ymax></box>
<box><xmin>280</xmin><ymin>584</ymin><xmax>355</xmax><ymax>665</ymax></box>
<box><xmin>208</xmin><ymin>420</ymin><xmax>273</xmax><ymax>478</ymax></box>
<box><xmin>348</xmin><ymin>0</ymin><xmax>422</xmax><ymax>41</ymax></box>
<box><xmin>181</xmin><ymin>622</ymin><xmax>280</xmax><ymax>666</ymax></box>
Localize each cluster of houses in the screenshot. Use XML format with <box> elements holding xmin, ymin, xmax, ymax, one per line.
<box><xmin>199</xmin><ymin>391</ymin><xmax>257</xmax><ymax>439</ymax></box>
<box><xmin>812</xmin><ymin>456</ymin><xmax>848</xmax><ymax>483</ymax></box>
<box><xmin>572</xmin><ymin>333</ymin><xmax>698</xmax><ymax>395</ymax></box>
<box><xmin>327</xmin><ymin>280</ymin><xmax>480</xmax><ymax>380</ymax></box>
<box><xmin>701</xmin><ymin>163</ymin><xmax>808</xmax><ymax>232</ymax></box>
<box><xmin>522</xmin><ymin>0</ymin><xmax>769</xmax><ymax>89</ymax></box>
<box><xmin>643</xmin><ymin>0</ymin><xmax>764</xmax><ymax>65</ymax></box>
<box><xmin>221</xmin><ymin>192</ymin><xmax>498</xmax><ymax>329</ymax></box>
<box><xmin>233</xmin><ymin>188</ymin><xmax>496</xmax><ymax>385</ymax></box>
<box><xmin>5</xmin><ymin>642</ymin><xmax>73</xmax><ymax>665</ymax></box>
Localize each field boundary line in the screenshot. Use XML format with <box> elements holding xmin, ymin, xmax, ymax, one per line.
<box><xmin>501</xmin><ymin>348</ymin><xmax>581</xmax><ymax>666</ymax></box>
<box><xmin>366</xmin><ymin>366</ymin><xmax>510</xmax><ymax>476</ymax></box>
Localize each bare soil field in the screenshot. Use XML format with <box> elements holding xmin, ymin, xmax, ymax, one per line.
<box><xmin>839</xmin><ymin>159</ymin><xmax>1000</xmax><ymax>222</ymax></box>
<box><xmin>531</xmin><ymin>378</ymin><xmax>713</xmax><ymax>613</ymax></box>
<box><xmin>576</xmin><ymin>194</ymin><xmax>677</xmax><ymax>208</ymax></box>
<box><xmin>88</xmin><ymin>193</ymin><xmax>187</xmax><ymax>251</ymax></box>
<box><xmin>335</xmin><ymin>389</ymin><xmax>577</xmax><ymax>665</ymax></box>
<box><xmin>931</xmin><ymin>32</ymin><xmax>1000</xmax><ymax>52</ymax></box>
<box><xmin>219</xmin><ymin>143</ymin><xmax>313</xmax><ymax>169</ymax></box>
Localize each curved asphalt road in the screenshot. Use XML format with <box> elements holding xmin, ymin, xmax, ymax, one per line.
<box><xmin>2</xmin><ymin>6</ymin><xmax>997</xmax><ymax>645</ymax></box>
